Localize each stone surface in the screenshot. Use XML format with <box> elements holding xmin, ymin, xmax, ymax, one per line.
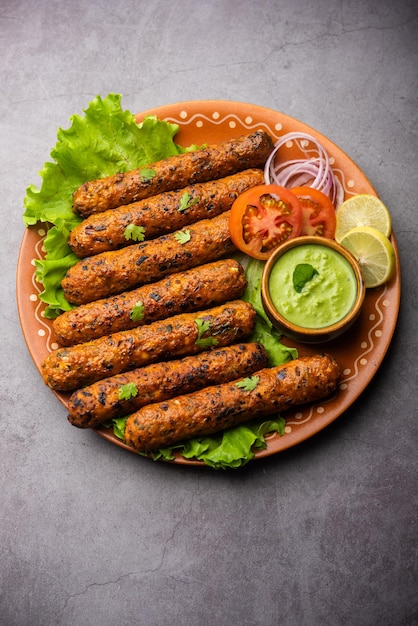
<box><xmin>1</xmin><ymin>1</ymin><xmax>417</xmax><ymax>624</ymax></box>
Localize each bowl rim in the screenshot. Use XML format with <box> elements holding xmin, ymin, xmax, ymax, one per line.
<box><xmin>261</xmin><ymin>235</ymin><xmax>366</xmax><ymax>338</ymax></box>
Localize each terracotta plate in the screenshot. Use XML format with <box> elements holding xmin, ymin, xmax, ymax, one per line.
<box><xmin>17</xmin><ymin>100</ymin><xmax>401</xmax><ymax>465</ymax></box>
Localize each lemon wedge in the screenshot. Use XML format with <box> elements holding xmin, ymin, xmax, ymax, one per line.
<box><xmin>339</xmin><ymin>226</ymin><xmax>395</xmax><ymax>288</ymax></box>
<box><xmin>335</xmin><ymin>194</ymin><xmax>392</xmax><ymax>243</ymax></box>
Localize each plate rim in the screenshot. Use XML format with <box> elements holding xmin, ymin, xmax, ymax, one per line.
<box><xmin>16</xmin><ymin>99</ymin><xmax>401</xmax><ymax>466</ymax></box>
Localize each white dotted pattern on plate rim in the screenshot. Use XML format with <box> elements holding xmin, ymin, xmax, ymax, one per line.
<box><xmin>29</xmin><ymin>108</ymin><xmax>388</xmax><ymax>434</ymax></box>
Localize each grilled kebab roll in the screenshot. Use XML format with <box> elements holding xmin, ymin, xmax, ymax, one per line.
<box><xmin>124</xmin><ymin>354</ymin><xmax>341</xmax><ymax>451</ymax></box>
<box><xmin>54</xmin><ymin>259</ymin><xmax>246</xmax><ymax>346</ymax></box>
<box><xmin>62</xmin><ymin>211</ymin><xmax>235</xmax><ymax>305</ymax></box>
<box><xmin>68</xmin><ymin>343</ymin><xmax>269</xmax><ymax>428</ymax></box>
<box><xmin>41</xmin><ymin>300</ymin><xmax>256</xmax><ymax>391</ymax></box>
<box><xmin>69</xmin><ymin>169</ymin><xmax>265</xmax><ymax>257</ymax></box>
<box><xmin>72</xmin><ymin>131</ymin><xmax>274</xmax><ymax>217</ymax></box>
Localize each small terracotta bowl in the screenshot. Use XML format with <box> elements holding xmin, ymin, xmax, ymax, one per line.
<box><xmin>261</xmin><ymin>236</ymin><xmax>366</xmax><ymax>344</ymax></box>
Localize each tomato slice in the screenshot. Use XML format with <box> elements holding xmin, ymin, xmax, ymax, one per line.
<box><xmin>229</xmin><ymin>184</ymin><xmax>303</xmax><ymax>260</ymax></box>
<box><xmin>290</xmin><ymin>186</ymin><xmax>336</xmax><ymax>238</ymax></box>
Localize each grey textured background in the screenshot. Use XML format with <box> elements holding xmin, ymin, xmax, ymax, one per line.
<box><xmin>1</xmin><ymin>1</ymin><xmax>417</xmax><ymax>625</ymax></box>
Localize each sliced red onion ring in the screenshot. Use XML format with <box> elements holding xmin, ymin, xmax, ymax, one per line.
<box><xmin>264</xmin><ymin>132</ymin><xmax>344</xmax><ymax>207</ymax></box>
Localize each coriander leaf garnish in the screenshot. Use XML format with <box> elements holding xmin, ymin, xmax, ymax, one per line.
<box><xmin>178</xmin><ymin>191</ymin><xmax>199</xmax><ymax>212</ymax></box>
<box><xmin>235</xmin><ymin>376</ymin><xmax>260</xmax><ymax>391</ymax></box>
<box><xmin>292</xmin><ymin>263</ymin><xmax>319</xmax><ymax>293</ymax></box>
<box><xmin>124</xmin><ymin>224</ymin><xmax>145</xmax><ymax>242</ymax></box>
<box><xmin>118</xmin><ymin>383</ymin><xmax>138</xmax><ymax>400</ymax></box>
<box><xmin>195</xmin><ymin>318</ymin><xmax>219</xmax><ymax>348</ymax></box>
<box><xmin>174</xmin><ymin>229</ymin><xmax>191</xmax><ymax>244</ymax></box>
<box><xmin>139</xmin><ymin>167</ymin><xmax>156</xmax><ymax>182</ymax></box>
<box><xmin>130</xmin><ymin>300</ymin><xmax>145</xmax><ymax>321</ymax></box>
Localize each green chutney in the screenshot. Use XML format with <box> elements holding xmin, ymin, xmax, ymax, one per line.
<box><xmin>268</xmin><ymin>243</ymin><xmax>358</xmax><ymax>329</ymax></box>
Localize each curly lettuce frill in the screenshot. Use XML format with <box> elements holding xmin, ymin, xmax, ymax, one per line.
<box><xmin>23</xmin><ymin>93</ymin><xmax>193</xmax><ymax>317</ymax></box>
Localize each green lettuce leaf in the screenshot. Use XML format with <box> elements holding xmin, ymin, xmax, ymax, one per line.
<box><xmin>106</xmin><ymin>416</ymin><xmax>286</xmax><ymax>470</ymax></box>
<box><xmin>111</xmin><ymin>417</ymin><xmax>129</xmax><ymax>441</ymax></box>
<box><xmin>33</xmin><ymin>224</ymin><xmax>79</xmax><ymax>313</ymax></box>
<box><xmin>178</xmin><ymin>417</ymin><xmax>286</xmax><ymax>469</ymax></box>
<box><xmin>250</xmin><ymin>316</ymin><xmax>298</xmax><ymax>366</ymax></box>
<box><xmin>23</xmin><ymin>93</ymin><xmax>196</xmax><ymax>317</ymax></box>
<box><xmin>242</xmin><ymin>257</ymin><xmax>272</xmax><ymax>325</ymax></box>
<box><xmin>242</xmin><ymin>256</ymin><xmax>298</xmax><ymax>365</ymax></box>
